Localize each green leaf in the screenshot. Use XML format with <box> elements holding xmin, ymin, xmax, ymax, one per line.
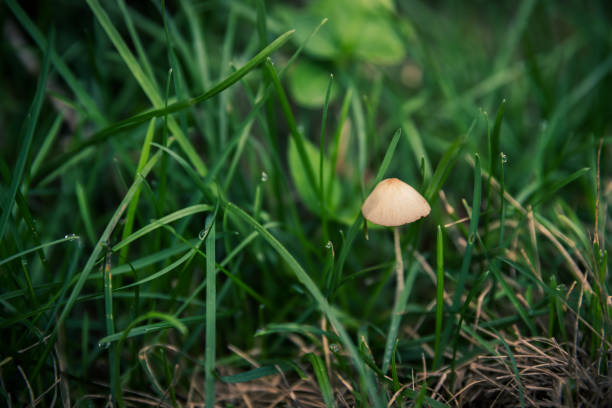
<box><xmin>288</xmin><ymin>60</ymin><xmax>338</xmax><ymax>108</ymax></box>
<box><xmin>288</xmin><ymin>137</ymin><xmax>341</xmax><ymax>215</ymax></box>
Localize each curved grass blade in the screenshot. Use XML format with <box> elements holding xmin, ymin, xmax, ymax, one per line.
<box><xmin>0</xmin><ymin>28</ymin><xmax>51</xmax><ymax>242</ymax></box>
<box><xmin>112</xmin><ymin>204</ymin><xmax>213</xmax><ymax>252</ymax></box>
<box><xmin>32</xmin><ymin>29</ymin><xmax>296</xmax><ymax>185</ymax></box>
<box><xmin>225</xmin><ymin>202</ymin><xmax>383</xmax><ymax>407</ymax></box>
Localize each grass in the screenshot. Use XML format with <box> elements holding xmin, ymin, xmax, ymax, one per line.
<box><xmin>1</xmin><ymin>1</ymin><xmax>611</xmax><ymax>406</ymax></box>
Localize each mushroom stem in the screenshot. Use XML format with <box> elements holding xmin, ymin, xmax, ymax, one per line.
<box><xmin>393</xmin><ymin>227</ymin><xmax>404</xmax><ymax>302</ymax></box>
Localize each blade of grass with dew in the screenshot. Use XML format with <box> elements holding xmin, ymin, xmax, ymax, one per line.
<box><xmin>0</xmin><ymin>161</ymin><xmax>50</xmax><ymax>279</ymax></box>
<box><xmin>112</xmin><ymin>204</ymin><xmax>212</xmax><ymax>252</ymax></box>
<box><xmin>115</xmin><ymin>247</ymin><xmax>199</xmax><ymax>291</ymax></box>
<box><xmin>0</xmin><ymin>28</ymin><xmax>50</xmax><ymax>242</ymax></box>
<box><xmin>0</xmin><ymin>235</ymin><xmax>81</xmax><ymax>268</ymax></box>
<box><xmin>225</xmin><ymin>202</ymin><xmax>383</xmax><ymax>407</ymax></box>
<box><xmin>327</xmin><ymin>128</ymin><xmax>401</xmax><ymax>296</ymax></box>
<box><xmin>319</xmin><ymin>74</ymin><xmax>334</xmax><ymax>242</ymax></box>
<box><xmin>32</xmin><ymin>29</ymin><xmax>296</xmax><ymax>185</ymax></box>
<box><xmin>433</xmin><ymin>225</ymin><xmax>445</xmax><ymax>370</ymax></box>
<box><xmin>485</xmin><ymin>99</ymin><xmax>506</xmax><ymax>235</ymax></box>
<box><xmin>52</xmin><ymin>147</ymin><xmax>165</xmax><ymax>345</ymax></box>
<box><xmin>204</xmin><ymin>211</ymin><xmax>217</xmax><ymax>408</ymax></box>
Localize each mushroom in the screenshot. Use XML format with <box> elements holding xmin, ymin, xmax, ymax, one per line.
<box><xmin>361</xmin><ymin>178</ymin><xmax>430</xmax><ymax>303</ymax></box>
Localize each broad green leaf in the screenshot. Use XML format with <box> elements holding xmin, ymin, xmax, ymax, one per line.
<box><xmin>288</xmin><ymin>60</ymin><xmax>338</xmax><ymax>108</ymax></box>
<box><xmin>288</xmin><ymin>137</ymin><xmax>341</xmax><ymax>215</ymax></box>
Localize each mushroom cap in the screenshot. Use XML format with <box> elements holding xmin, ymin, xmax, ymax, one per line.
<box><xmin>361</xmin><ymin>178</ymin><xmax>431</xmax><ymax>227</ymax></box>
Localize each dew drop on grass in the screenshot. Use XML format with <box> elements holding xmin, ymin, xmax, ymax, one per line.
<box><xmin>329</xmin><ymin>343</ymin><xmax>341</xmax><ymax>353</ymax></box>
<box><xmin>261</xmin><ymin>171</ymin><xmax>268</xmax><ymax>182</ymax></box>
<box><xmin>198</xmin><ymin>229</ymin><xmax>208</xmax><ymax>240</ymax></box>
<box><xmin>500</xmin><ymin>152</ymin><xmax>507</xmax><ymax>164</ymax></box>
<box><xmin>64</xmin><ymin>234</ymin><xmax>80</xmax><ymax>241</ymax></box>
<box><xmin>325</xmin><ymin>241</ymin><xmax>332</xmax><ymax>249</ymax></box>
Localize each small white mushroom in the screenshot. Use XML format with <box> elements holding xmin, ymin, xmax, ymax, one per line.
<box><xmin>361</xmin><ymin>178</ymin><xmax>430</xmax><ymax>307</ymax></box>
<box><xmin>361</xmin><ymin>178</ymin><xmax>430</xmax><ymax>226</ymax></box>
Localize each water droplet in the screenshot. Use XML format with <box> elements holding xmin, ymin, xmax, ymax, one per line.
<box><xmin>500</xmin><ymin>152</ymin><xmax>507</xmax><ymax>164</ymax></box>
<box><xmin>261</xmin><ymin>171</ymin><xmax>268</xmax><ymax>182</ymax></box>
<box><xmin>98</xmin><ymin>342</ymin><xmax>109</xmax><ymax>350</ymax></box>
<box><xmin>329</xmin><ymin>343</ymin><xmax>341</xmax><ymax>353</ymax></box>
<box><xmin>64</xmin><ymin>234</ymin><xmax>80</xmax><ymax>241</ymax></box>
<box><xmin>325</xmin><ymin>241</ymin><xmax>332</xmax><ymax>249</ymax></box>
<box><xmin>198</xmin><ymin>229</ymin><xmax>208</xmax><ymax>240</ymax></box>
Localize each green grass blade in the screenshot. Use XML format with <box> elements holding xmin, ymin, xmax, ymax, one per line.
<box><xmin>225</xmin><ymin>202</ymin><xmax>383</xmax><ymax>407</ymax></box>
<box><xmin>433</xmin><ymin>225</ymin><xmax>445</xmax><ymax>370</ymax></box>
<box><xmin>5</xmin><ymin>0</ymin><xmax>106</xmax><ymax>125</ymax></box>
<box><xmin>112</xmin><ymin>204</ymin><xmax>212</xmax><ymax>252</ymax></box>
<box><xmin>308</xmin><ymin>353</ymin><xmax>336</xmax><ymax>408</ymax></box>
<box><xmin>75</xmin><ymin>181</ymin><xmax>96</xmax><ymax>245</ymax></box>
<box><xmin>30</xmin><ymin>114</ymin><xmax>63</xmax><ymax>178</ymax></box>
<box><xmin>382</xmin><ymin>262</ymin><xmax>419</xmax><ymax>373</ymax></box>
<box><xmin>32</xmin><ymin>29</ymin><xmax>295</xmax><ymax>185</ymax></box>
<box><xmin>54</xmin><ymin>148</ymin><xmax>164</xmax><ymax>334</ymax></box>
<box><xmin>452</xmin><ymin>153</ymin><xmax>482</xmax><ymax>308</ymax></box>
<box><xmin>319</xmin><ymin>73</ymin><xmax>334</xmax><ymax>241</ymax></box>
<box><xmin>265</xmin><ymin>58</ymin><xmax>318</xmax><ymax>199</ymax></box>
<box><xmin>0</xmin><ymin>28</ymin><xmax>50</xmax><ymax>242</ymax></box>
<box><xmin>205</xmin><ymin>211</ymin><xmax>217</xmax><ymax>408</ymax></box>
<box><xmin>329</xmin><ymin>129</ymin><xmax>401</xmax><ymax>295</ymax></box>
<box><xmin>0</xmin><ymin>236</ymin><xmax>79</xmax><ymax>268</ymax></box>
<box><xmin>119</xmin><ymin>119</ymin><xmax>156</xmax><ymax>261</ymax></box>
